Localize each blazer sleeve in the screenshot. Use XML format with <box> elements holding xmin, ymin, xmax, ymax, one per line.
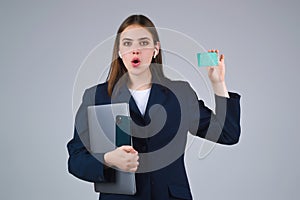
<box><xmin>187</xmin><ymin>83</ymin><xmax>241</xmax><ymax>145</ymax></box>
<box><xmin>67</xmin><ymin>88</ymin><xmax>115</xmax><ymax>182</ymax></box>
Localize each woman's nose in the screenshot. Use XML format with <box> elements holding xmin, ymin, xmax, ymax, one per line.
<box><xmin>132</xmin><ymin>49</ymin><xmax>140</xmax><ymax>55</ymax></box>
<box><xmin>131</xmin><ymin>44</ymin><xmax>141</xmax><ymax>55</ymax></box>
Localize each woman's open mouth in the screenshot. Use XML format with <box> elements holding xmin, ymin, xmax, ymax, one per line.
<box><xmin>131</xmin><ymin>57</ymin><xmax>141</xmax><ymax>67</ymax></box>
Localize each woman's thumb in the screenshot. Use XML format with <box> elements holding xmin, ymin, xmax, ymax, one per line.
<box><xmin>120</xmin><ymin>145</ymin><xmax>137</xmax><ymax>153</ymax></box>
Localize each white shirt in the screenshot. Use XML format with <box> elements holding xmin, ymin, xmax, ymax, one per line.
<box><xmin>129</xmin><ymin>88</ymin><xmax>151</xmax><ymax>116</ymax></box>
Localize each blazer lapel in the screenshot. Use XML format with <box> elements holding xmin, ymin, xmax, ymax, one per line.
<box><xmin>111</xmin><ymin>82</ymin><xmax>144</xmax><ymax>122</ymax></box>
<box><xmin>111</xmin><ymin>81</ymin><xmax>169</xmax><ymax>124</ymax></box>
<box><xmin>143</xmin><ymin>83</ymin><xmax>168</xmax><ymax>124</ymax></box>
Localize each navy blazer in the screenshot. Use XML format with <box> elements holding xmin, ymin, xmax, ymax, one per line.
<box><xmin>67</xmin><ymin>78</ymin><xmax>241</xmax><ymax>200</ymax></box>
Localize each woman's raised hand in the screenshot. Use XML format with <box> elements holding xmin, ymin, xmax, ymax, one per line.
<box><xmin>104</xmin><ymin>145</ymin><xmax>139</xmax><ymax>172</ymax></box>
<box><xmin>207</xmin><ymin>49</ymin><xmax>229</xmax><ymax>98</ymax></box>
<box><xmin>207</xmin><ymin>49</ymin><xmax>225</xmax><ymax>83</ymax></box>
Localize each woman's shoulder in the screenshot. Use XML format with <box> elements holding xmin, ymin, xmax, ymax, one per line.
<box><xmin>161</xmin><ymin>78</ymin><xmax>192</xmax><ymax>89</ymax></box>
<box><xmin>85</xmin><ymin>82</ymin><xmax>108</xmax><ymax>93</ymax></box>
<box><xmin>81</xmin><ymin>82</ymin><xmax>111</xmax><ymax>104</ymax></box>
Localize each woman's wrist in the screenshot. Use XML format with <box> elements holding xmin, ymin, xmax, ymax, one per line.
<box><xmin>212</xmin><ymin>81</ymin><xmax>229</xmax><ymax>98</ymax></box>
<box><xmin>104</xmin><ymin>152</ymin><xmax>113</xmax><ymax>167</ymax></box>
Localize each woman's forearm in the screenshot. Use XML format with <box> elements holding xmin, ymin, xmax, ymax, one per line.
<box><xmin>212</xmin><ymin>81</ymin><xmax>229</xmax><ymax>98</ymax></box>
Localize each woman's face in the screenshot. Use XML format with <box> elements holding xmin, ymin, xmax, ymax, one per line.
<box><xmin>119</xmin><ymin>24</ymin><xmax>159</xmax><ymax>77</ymax></box>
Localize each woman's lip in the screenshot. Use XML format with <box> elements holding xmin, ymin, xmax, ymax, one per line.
<box><xmin>131</xmin><ymin>60</ymin><xmax>141</xmax><ymax>67</ymax></box>
<box><xmin>131</xmin><ymin>57</ymin><xmax>140</xmax><ymax>62</ymax></box>
<box><xmin>131</xmin><ymin>57</ymin><xmax>141</xmax><ymax>67</ymax></box>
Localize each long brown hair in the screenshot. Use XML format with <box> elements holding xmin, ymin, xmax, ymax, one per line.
<box><xmin>106</xmin><ymin>14</ymin><xmax>165</xmax><ymax>96</ymax></box>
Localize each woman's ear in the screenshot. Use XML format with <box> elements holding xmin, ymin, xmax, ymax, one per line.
<box><xmin>153</xmin><ymin>42</ymin><xmax>160</xmax><ymax>58</ymax></box>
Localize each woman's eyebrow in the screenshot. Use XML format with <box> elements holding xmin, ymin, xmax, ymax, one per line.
<box><xmin>122</xmin><ymin>38</ymin><xmax>133</xmax><ymax>41</ymax></box>
<box><xmin>121</xmin><ymin>37</ymin><xmax>151</xmax><ymax>41</ymax></box>
<box><xmin>138</xmin><ymin>37</ymin><xmax>151</xmax><ymax>41</ymax></box>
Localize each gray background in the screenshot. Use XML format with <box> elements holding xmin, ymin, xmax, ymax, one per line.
<box><xmin>1</xmin><ymin>0</ymin><xmax>299</xmax><ymax>199</ymax></box>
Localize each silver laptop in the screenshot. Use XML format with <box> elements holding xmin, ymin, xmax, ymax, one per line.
<box><xmin>87</xmin><ymin>103</ymin><xmax>136</xmax><ymax>195</ymax></box>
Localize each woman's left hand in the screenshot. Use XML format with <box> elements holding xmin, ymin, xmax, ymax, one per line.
<box><xmin>207</xmin><ymin>49</ymin><xmax>229</xmax><ymax>97</ymax></box>
<box><xmin>207</xmin><ymin>49</ymin><xmax>225</xmax><ymax>84</ymax></box>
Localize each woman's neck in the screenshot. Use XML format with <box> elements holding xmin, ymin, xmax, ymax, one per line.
<box><xmin>128</xmin><ymin>71</ymin><xmax>152</xmax><ymax>91</ymax></box>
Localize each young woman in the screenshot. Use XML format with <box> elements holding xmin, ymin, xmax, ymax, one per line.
<box><xmin>67</xmin><ymin>14</ymin><xmax>241</xmax><ymax>200</ymax></box>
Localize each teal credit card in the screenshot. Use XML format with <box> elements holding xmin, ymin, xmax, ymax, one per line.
<box><xmin>197</xmin><ymin>52</ymin><xmax>218</xmax><ymax>67</ymax></box>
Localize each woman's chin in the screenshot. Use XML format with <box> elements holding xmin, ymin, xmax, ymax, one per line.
<box><xmin>127</xmin><ymin>65</ymin><xmax>151</xmax><ymax>77</ymax></box>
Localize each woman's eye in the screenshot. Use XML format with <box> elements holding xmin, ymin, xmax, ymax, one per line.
<box><xmin>140</xmin><ymin>41</ymin><xmax>149</xmax><ymax>46</ymax></box>
<box><xmin>123</xmin><ymin>41</ymin><xmax>131</xmax><ymax>46</ymax></box>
